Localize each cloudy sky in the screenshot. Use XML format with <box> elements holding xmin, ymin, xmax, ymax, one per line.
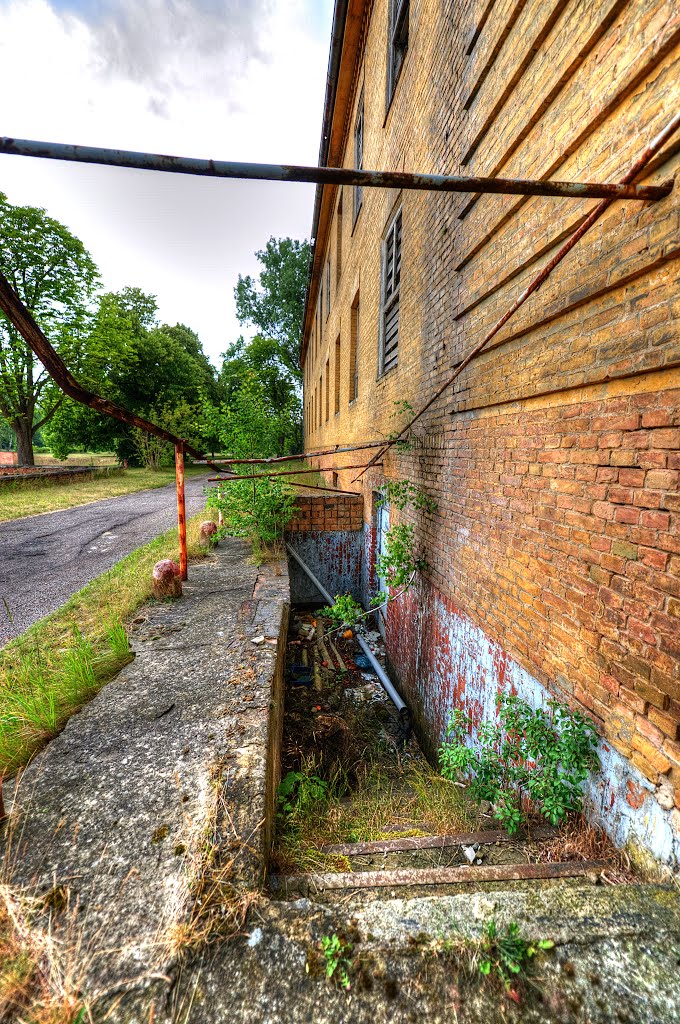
<box><xmin>0</xmin><ymin>0</ymin><xmax>334</xmax><ymax>364</ymax></box>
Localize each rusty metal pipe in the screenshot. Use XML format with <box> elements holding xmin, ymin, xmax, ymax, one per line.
<box><xmin>288</xmin><ymin>481</ymin><xmax>362</xmax><ymax>496</ymax></box>
<box><xmin>353</xmin><ymin>109</ymin><xmax>680</xmax><ymax>482</ymax></box>
<box><xmin>207</xmin><ymin>463</ymin><xmax>378</xmax><ymax>481</ymax></box>
<box><xmin>0</xmin><ymin>271</ymin><xmax>223</xmax><ymax>474</ymax></box>
<box><xmin>0</xmin><ymin>137</ymin><xmax>672</xmax><ymax>201</ymax></box>
<box><xmin>175</xmin><ymin>444</ymin><xmax>187</xmax><ymax>581</ymax></box>
<box><xmin>194</xmin><ymin>439</ymin><xmax>395</xmax><ymax>466</ymax></box>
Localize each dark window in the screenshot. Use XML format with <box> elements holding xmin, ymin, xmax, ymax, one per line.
<box><xmin>326</xmin><ymin>258</ymin><xmax>331</xmax><ymax>319</ymax></box>
<box><xmin>334</xmin><ymin>335</ymin><xmax>341</xmax><ymax>414</ymax></box>
<box><xmin>336</xmin><ymin>192</ymin><xmax>343</xmax><ymax>286</ymax></box>
<box><xmin>353</xmin><ymin>92</ymin><xmax>364</xmax><ymax>223</ymax></box>
<box><xmin>379</xmin><ymin>208</ymin><xmax>402</xmax><ymax>376</ymax></box>
<box><xmin>349</xmin><ymin>293</ymin><xmax>360</xmax><ymax>402</ymax></box>
<box><xmin>325</xmin><ymin>358</ymin><xmax>330</xmax><ymax>421</ymax></box>
<box><xmin>387</xmin><ymin>0</ymin><xmax>409</xmax><ymax>106</ymax></box>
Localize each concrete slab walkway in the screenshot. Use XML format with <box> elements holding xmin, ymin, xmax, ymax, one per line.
<box><xmin>4</xmin><ymin>539</ymin><xmax>288</xmax><ymax>1009</ymax></box>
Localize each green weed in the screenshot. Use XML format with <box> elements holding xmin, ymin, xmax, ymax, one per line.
<box><xmin>479</xmin><ymin>919</ymin><xmax>553</xmax><ymax>991</ymax></box>
<box><xmin>320</xmin><ymin>934</ymin><xmax>353</xmax><ymax>990</ymax></box>
<box><xmin>439</xmin><ymin>693</ymin><xmax>599</xmax><ymax>833</ymax></box>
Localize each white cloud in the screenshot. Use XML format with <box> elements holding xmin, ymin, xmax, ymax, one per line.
<box><xmin>0</xmin><ymin>0</ymin><xmax>333</xmax><ymax>362</ymax></box>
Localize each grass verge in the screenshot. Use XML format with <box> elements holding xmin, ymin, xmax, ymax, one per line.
<box><xmin>0</xmin><ymin>512</ymin><xmax>212</xmax><ymax>776</ymax></box>
<box><xmin>0</xmin><ymin>881</ymin><xmax>86</xmax><ymax>1024</ymax></box>
<box><xmin>0</xmin><ymin>466</ymin><xmax>207</xmax><ymax>523</ymax></box>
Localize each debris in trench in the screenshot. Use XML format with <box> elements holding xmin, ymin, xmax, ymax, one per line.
<box><xmin>275</xmin><ymin>609</ymin><xmax>635</xmax><ymax>889</ymax></box>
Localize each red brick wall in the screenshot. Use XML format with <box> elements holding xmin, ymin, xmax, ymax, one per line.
<box><xmin>287</xmin><ymin>495</ymin><xmax>364</xmax><ymax>533</ymax></box>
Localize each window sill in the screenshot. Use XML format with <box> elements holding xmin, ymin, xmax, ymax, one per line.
<box><xmin>376</xmin><ymin>363</ymin><xmax>398</xmax><ymax>382</ymax></box>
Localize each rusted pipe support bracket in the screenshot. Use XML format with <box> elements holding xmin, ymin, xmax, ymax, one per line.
<box><xmin>0</xmin><ymin>137</ymin><xmax>672</xmax><ymax>201</ymax></box>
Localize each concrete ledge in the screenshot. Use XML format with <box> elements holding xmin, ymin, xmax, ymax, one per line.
<box><xmin>3</xmin><ymin>539</ymin><xmax>289</xmax><ymax>1005</ymax></box>
<box><xmin>170</xmin><ymin>882</ymin><xmax>680</xmax><ymax>1023</ymax></box>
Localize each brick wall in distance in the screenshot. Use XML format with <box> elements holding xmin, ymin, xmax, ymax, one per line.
<box><xmin>287</xmin><ymin>494</ymin><xmax>364</xmax><ymax>533</ymax></box>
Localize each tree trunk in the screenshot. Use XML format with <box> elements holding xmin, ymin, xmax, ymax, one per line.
<box><xmin>14</xmin><ymin>420</ymin><xmax>35</xmax><ymax>466</ymax></box>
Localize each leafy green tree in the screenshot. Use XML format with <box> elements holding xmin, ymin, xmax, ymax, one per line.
<box><xmin>0</xmin><ymin>192</ymin><xmax>99</xmax><ymax>465</ymax></box>
<box><xmin>45</xmin><ymin>287</ymin><xmax>218</xmax><ymax>463</ymax></box>
<box><xmin>234</xmin><ymin>237</ymin><xmax>311</xmax><ymax>379</ymax></box>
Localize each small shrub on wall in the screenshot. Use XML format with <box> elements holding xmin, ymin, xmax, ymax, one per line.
<box><xmin>439</xmin><ymin>694</ymin><xmax>599</xmax><ymax>833</ymax></box>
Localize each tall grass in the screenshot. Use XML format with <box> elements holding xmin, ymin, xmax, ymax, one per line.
<box><xmin>0</xmin><ymin>513</ymin><xmax>212</xmax><ymax>776</ymax></box>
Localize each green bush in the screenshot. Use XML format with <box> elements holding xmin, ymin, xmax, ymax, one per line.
<box><xmin>438</xmin><ymin>693</ymin><xmax>599</xmax><ymax>833</ymax></box>
<box><xmin>206</xmin><ymin>474</ymin><xmax>297</xmax><ymax>557</ymax></box>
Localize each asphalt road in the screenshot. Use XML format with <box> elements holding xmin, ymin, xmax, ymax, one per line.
<box><xmin>0</xmin><ymin>474</ymin><xmax>212</xmax><ymax>645</ymax></box>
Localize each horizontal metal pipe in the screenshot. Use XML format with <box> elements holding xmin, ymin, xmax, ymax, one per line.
<box><xmin>287</xmin><ymin>481</ymin><xmax>362</xmax><ymax>496</ymax></box>
<box><xmin>0</xmin><ymin>137</ymin><xmax>672</xmax><ymax>201</ymax></box>
<box><xmin>194</xmin><ymin>440</ymin><xmax>394</xmax><ymax>466</ymax></box>
<box><xmin>207</xmin><ymin>463</ymin><xmax>377</xmax><ymax>481</ymax></box>
<box><xmin>284</xmin><ymin>543</ymin><xmax>407</xmax><ymax>715</ymax></box>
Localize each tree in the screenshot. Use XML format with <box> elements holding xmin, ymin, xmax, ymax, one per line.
<box><xmin>0</xmin><ymin>193</ymin><xmax>99</xmax><ymax>465</ymax></box>
<box><xmin>234</xmin><ymin>237</ymin><xmax>311</xmax><ymax>379</ymax></box>
<box><xmin>45</xmin><ymin>288</ymin><xmax>218</xmax><ymax>463</ymax></box>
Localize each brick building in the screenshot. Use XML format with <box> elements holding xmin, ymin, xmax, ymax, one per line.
<box><xmin>300</xmin><ymin>0</ymin><xmax>680</xmax><ymax>867</ymax></box>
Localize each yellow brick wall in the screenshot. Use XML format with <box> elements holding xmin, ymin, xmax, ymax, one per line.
<box><xmin>302</xmin><ymin>0</ymin><xmax>680</xmax><ymax>810</ymax></box>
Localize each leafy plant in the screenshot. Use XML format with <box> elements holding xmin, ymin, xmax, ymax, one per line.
<box><xmin>321</xmin><ymin>593</ymin><xmax>364</xmax><ymax>628</ymax></box>
<box><xmin>320</xmin><ymin>934</ymin><xmax>353</xmax><ymax>990</ymax></box>
<box><xmin>439</xmin><ymin>694</ymin><xmax>599</xmax><ymax>833</ymax></box>
<box><xmin>277</xmin><ymin>768</ymin><xmax>330</xmax><ymax>817</ymax></box>
<box><xmin>479</xmin><ymin>919</ymin><xmax>553</xmax><ymax>991</ymax></box>
<box><xmin>372</xmin><ymin>523</ymin><xmax>426</xmax><ymax>607</ymax></box>
<box><xmin>206</xmin><ymin>474</ymin><xmax>297</xmax><ymax>557</ymax></box>
<box><xmin>377</xmin><ymin>480</ymin><xmax>437</xmax><ymax>514</ymax></box>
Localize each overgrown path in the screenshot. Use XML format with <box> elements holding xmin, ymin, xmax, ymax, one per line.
<box><xmin>0</xmin><ymin>472</ymin><xmax>211</xmax><ymax>643</ymax></box>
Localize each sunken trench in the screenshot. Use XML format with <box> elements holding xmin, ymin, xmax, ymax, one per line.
<box><xmin>273</xmin><ymin>520</ymin><xmax>638</xmax><ymax>903</ymax></box>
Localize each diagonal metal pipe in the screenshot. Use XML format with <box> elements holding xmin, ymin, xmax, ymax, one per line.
<box><xmin>285</xmin><ymin>542</ymin><xmax>409</xmax><ymax>720</ymax></box>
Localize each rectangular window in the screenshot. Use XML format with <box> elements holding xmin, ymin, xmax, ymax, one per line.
<box><xmin>353</xmin><ymin>92</ymin><xmax>364</xmax><ymax>223</ymax></box>
<box><xmin>326</xmin><ymin>258</ymin><xmax>331</xmax><ymax>319</ymax></box>
<box><xmin>379</xmin><ymin>208</ymin><xmax>402</xmax><ymax>376</ymax></box>
<box><xmin>336</xmin><ymin>192</ymin><xmax>343</xmax><ymax>286</ymax></box>
<box><xmin>349</xmin><ymin>293</ymin><xmax>360</xmax><ymax>402</ymax></box>
<box><xmin>387</xmin><ymin>0</ymin><xmax>409</xmax><ymax>106</ymax></box>
<box><xmin>325</xmin><ymin>359</ymin><xmax>330</xmax><ymax>421</ymax></box>
<box><xmin>334</xmin><ymin>335</ymin><xmax>341</xmax><ymax>414</ymax></box>
<box><xmin>317</xmin><ymin>287</ymin><xmax>322</xmax><ymax>342</ymax></box>
<box><xmin>318</xmin><ymin>378</ymin><xmax>322</xmax><ymax>428</ymax></box>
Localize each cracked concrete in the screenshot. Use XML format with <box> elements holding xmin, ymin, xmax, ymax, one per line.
<box><xmin>3</xmin><ymin>539</ymin><xmax>289</xmax><ymax>1004</ymax></box>
<box><xmin>3</xmin><ymin>539</ymin><xmax>680</xmax><ymax>1023</ymax></box>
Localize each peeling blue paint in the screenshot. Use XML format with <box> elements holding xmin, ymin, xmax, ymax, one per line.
<box><xmin>385</xmin><ymin>580</ymin><xmax>679</xmax><ymax>870</ymax></box>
